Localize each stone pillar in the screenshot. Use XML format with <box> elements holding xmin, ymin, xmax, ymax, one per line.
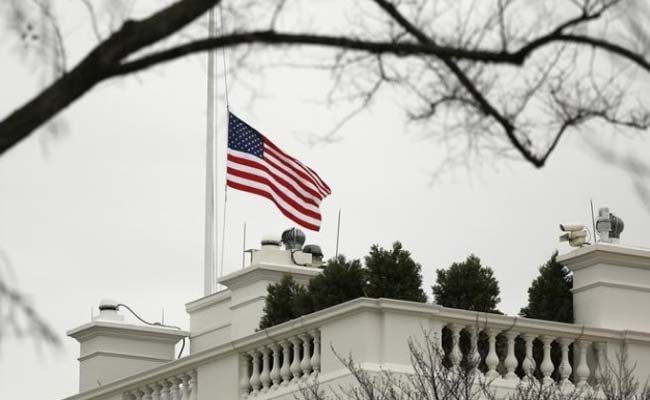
<box><xmin>68</xmin><ymin>300</ymin><xmax>188</xmax><ymax>393</ymax></box>
<box><xmin>217</xmin><ymin>244</ymin><xmax>321</xmax><ymax>339</ymax></box>
<box><xmin>558</xmin><ymin>243</ymin><xmax>650</xmax><ymax>332</ymax></box>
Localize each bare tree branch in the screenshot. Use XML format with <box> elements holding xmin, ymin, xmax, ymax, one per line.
<box><xmin>0</xmin><ymin>0</ymin><xmax>649</xmax><ymax>170</ymax></box>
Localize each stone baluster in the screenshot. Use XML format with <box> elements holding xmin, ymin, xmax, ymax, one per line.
<box><xmin>240</xmin><ymin>354</ymin><xmax>251</xmax><ymax>398</ymax></box>
<box><xmin>594</xmin><ymin>342</ymin><xmax>607</xmax><ymax>387</ymax></box>
<box><xmin>485</xmin><ymin>328</ymin><xmax>500</xmax><ymax>379</ymax></box>
<box><xmin>123</xmin><ymin>393</ymin><xmax>134</xmax><ymax>400</ymax></box>
<box><xmin>310</xmin><ymin>330</ymin><xmax>321</xmax><ymax>375</ymax></box>
<box><xmin>249</xmin><ymin>350</ymin><xmax>262</xmax><ymax>395</ymax></box>
<box><xmin>150</xmin><ymin>384</ymin><xmax>161</xmax><ymax>400</ymax></box>
<box><xmin>521</xmin><ymin>334</ymin><xmax>537</xmax><ymax>382</ymax></box>
<box><xmin>448</xmin><ymin>324</ymin><xmax>463</xmax><ymax>372</ymax></box>
<box><xmin>290</xmin><ymin>337</ymin><xmax>302</xmax><ymax>382</ymax></box>
<box><xmin>540</xmin><ymin>336</ymin><xmax>555</xmax><ymax>385</ymax></box>
<box><xmin>169</xmin><ymin>377</ymin><xmax>181</xmax><ymax>400</ymax></box>
<box><xmin>270</xmin><ymin>344</ymin><xmax>282</xmax><ymax>389</ymax></box>
<box><xmin>130</xmin><ymin>389</ymin><xmax>144</xmax><ymax>400</ymax></box>
<box><xmin>188</xmin><ymin>370</ymin><xmax>197</xmax><ymax>400</ymax></box>
<box><xmin>143</xmin><ymin>387</ymin><xmax>153</xmax><ymax>400</ymax></box>
<box><xmin>300</xmin><ymin>333</ymin><xmax>313</xmax><ymax>379</ymax></box>
<box><xmin>280</xmin><ymin>340</ymin><xmax>292</xmax><ymax>386</ymax></box>
<box><xmin>558</xmin><ymin>338</ymin><xmax>574</xmax><ymax>389</ymax></box>
<box><xmin>575</xmin><ymin>340</ymin><xmax>591</xmax><ymax>389</ymax></box>
<box><xmin>180</xmin><ymin>374</ymin><xmax>191</xmax><ymax>400</ymax></box>
<box><xmin>504</xmin><ymin>331</ymin><xmax>520</xmax><ymax>381</ymax></box>
<box><xmin>159</xmin><ymin>380</ymin><xmax>170</xmax><ymax>400</ymax></box>
<box><xmin>466</xmin><ymin>326</ymin><xmax>480</xmax><ymax>375</ymax></box>
<box><xmin>428</xmin><ymin>329</ymin><xmax>443</xmax><ymax>369</ymax></box>
<box><xmin>260</xmin><ymin>347</ymin><xmax>272</xmax><ymax>392</ymax></box>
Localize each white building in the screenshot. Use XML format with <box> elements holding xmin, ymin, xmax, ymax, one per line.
<box><xmin>63</xmin><ymin>222</ymin><xmax>650</xmax><ymax>400</ymax></box>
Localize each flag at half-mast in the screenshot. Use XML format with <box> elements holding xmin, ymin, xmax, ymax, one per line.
<box><xmin>226</xmin><ymin>112</ymin><xmax>332</xmax><ymax>231</ymax></box>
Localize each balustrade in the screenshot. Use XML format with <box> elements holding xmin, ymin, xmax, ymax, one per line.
<box><xmin>123</xmin><ymin>370</ymin><xmax>196</xmax><ymax>400</ymax></box>
<box><xmin>69</xmin><ymin>299</ymin><xmax>645</xmax><ymax>400</ymax></box>
<box><xmin>240</xmin><ymin>329</ymin><xmax>321</xmax><ymax>398</ymax></box>
<box><xmin>438</xmin><ymin>322</ymin><xmax>606</xmax><ymax>389</ymax></box>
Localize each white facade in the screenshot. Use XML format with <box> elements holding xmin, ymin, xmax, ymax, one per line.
<box><xmin>64</xmin><ymin>239</ymin><xmax>650</xmax><ymax>400</ymax></box>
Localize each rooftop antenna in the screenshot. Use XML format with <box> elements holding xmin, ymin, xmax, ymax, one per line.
<box><xmin>242</xmin><ymin>222</ymin><xmax>247</xmax><ymax>269</ymax></box>
<box><xmin>335</xmin><ymin>208</ymin><xmax>341</xmax><ymax>258</ymax></box>
<box><xmin>590</xmin><ymin>199</ymin><xmax>597</xmax><ymax>243</ymax></box>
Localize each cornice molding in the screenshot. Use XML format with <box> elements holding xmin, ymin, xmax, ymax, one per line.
<box><xmin>185</xmin><ymin>289</ymin><xmax>232</xmax><ymax>314</ymax></box>
<box><xmin>572</xmin><ymin>280</ymin><xmax>650</xmax><ymax>294</ymax></box>
<box><xmin>218</xmin><ymin>263</ymin><xmax>321</xmax><ymax>290</ymax></box>
<box><xmin>190</xmin><ymin>322</ymin><xmax>231</xmax><ymax>339</ymax></box>
<box><xmin>78</xmin><ymin>351</ymin><xmax>171</xmax><ymax>364</ymax></box>
<box><xmin>230</xmin><ymin>295</ymin><xmax>266</xmax><ymax>310</ymax></box>
<box><xmin>558</xmin><ymin>244</ymin><xmax>650</xmax><ymax>271</ymax></box>
<box><xmin>68</xmin><ymin>321</ymin><xmax>188</xmax><ymax>343</ymax></box>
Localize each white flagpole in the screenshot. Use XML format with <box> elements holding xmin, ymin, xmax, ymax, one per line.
<box><xmin>217</xmin><ymin>5</ymin><xmax>230</xmax><ymax>284</ymax></box>
<box><xmin>204</xmin><ymin>8</ymin><xmax>218</xmax><ymax>296</ymax></box>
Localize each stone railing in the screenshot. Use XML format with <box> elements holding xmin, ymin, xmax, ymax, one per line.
<box><xmin>239</xmin><ymin>329</ymin><xmax>321</xmax><ymax>398</ymax></box>
<box><xmin>436</xmin><ymin>322</ymin><xmax>608</xmax><ymax>389</ymax></box>
<box><xmin>122</xmin><ymin>369</ymin><xmax>197</xmax><ymax>400</ymax></box>
<box><xmin>63</xmin><ymin>298</ymin><xmax>650</xmax><ymax>400</ymax></box>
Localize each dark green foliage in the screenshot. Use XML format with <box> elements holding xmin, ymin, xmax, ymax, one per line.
<box><xmin>432</xmin><ymin>254</ymin><xmax>501</xmax><ymax>313</ymax></box>
<box><xmin>365</xmin><ymin>242</ymin><xmax>427</xmax><ymax>303</ymax></box>
<box><xmin>259</xmin><ymin>275</ymin><xmax>310</xmax><ymax>329</ymax></box>
<box><xmin>260</xmin><ymin>242</ymin><xmax>429</xmax><ymax>329</ymax></box>
<box><xmin>520</xmin><ymin>251</ymin><xmax>573</xmax><ymax>323</ymax></box>
<box><xmin>308</xmin><ymin>255</ymin><xmax>366</xmax><ymax>311</ymax></box>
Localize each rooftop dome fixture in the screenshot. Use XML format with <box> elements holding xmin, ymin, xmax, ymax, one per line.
<box><xmin>596</xmin><ymin>207</ymin><xmax>625</xmax><ymax>243</ymax></box>
<box><xmin>281</xmin><ymin>227</ymin><xmax>306</xmax><ymax>250</ymax></box>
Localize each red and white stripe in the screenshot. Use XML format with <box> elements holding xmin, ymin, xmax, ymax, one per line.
<box><xmin>226</xmin><ymin>138</ymin><xmax>331</xmax><ymax>231</ymax></box>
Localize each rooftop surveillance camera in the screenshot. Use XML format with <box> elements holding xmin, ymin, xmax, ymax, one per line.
<box><xmin>559</xmin><ymin>224</ymin><xmax>589</xmax><ymax>247</ymax></box>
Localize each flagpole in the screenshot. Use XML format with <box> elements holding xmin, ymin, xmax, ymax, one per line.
<box><xmin>217</xmin><ymin>5</ymin><xmax>230</xmax><ymax>284</ymax></box>
<box><xmin>203</xmin><ymin>8</ymin><xmax>218</xmax><ymax>296</ymax></box>
<box><xmin>219</xmin><ymin>186</ymin><xmax>228</xmax><ymax>281</ymax></box>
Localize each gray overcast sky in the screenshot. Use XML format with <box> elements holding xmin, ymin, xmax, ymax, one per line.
<box><xmin>2</xmin><ymin>1</ymin><xmax>650</xmax><ymax>398</ymax></box>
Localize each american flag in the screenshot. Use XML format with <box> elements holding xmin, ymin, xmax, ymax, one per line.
<box><xmin>226</xmin><ymin>112</ymin><xmax>332</xmax><ymax>231</ymax></box>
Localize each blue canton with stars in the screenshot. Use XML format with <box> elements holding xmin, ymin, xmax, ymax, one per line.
<box><xmin>228</xmin><ymin>112</ymin><xmax>264</xmax><ymax>158</ymax></box>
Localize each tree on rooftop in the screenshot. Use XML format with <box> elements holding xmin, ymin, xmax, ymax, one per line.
<box><xmin>365</xmin><ymin>242</ymin><xmax>427</xmax><ymax>303</ymax></box>
<box><xmin>259</xmin><ymin>274</ymin><xmax>311</xmax><ymax>329</ymax></box>
<box><xmin>307</xmin><ymin>255</ymin><xmax>366</xmax><ymax>312</ymax></box>
<box><xmin>433</xmin><ymin>255</ymin><xmax>501</xmax><ymax>313</ymax></box>
<box><xmin>261</xmin><ymin>245</ymin><xmax>431</xmax><ymax>328</ymax></box>
<box><xmin>520</xmin><ymin>251</ymin><xmax>573</xmax><ymax>323</ymax></box>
